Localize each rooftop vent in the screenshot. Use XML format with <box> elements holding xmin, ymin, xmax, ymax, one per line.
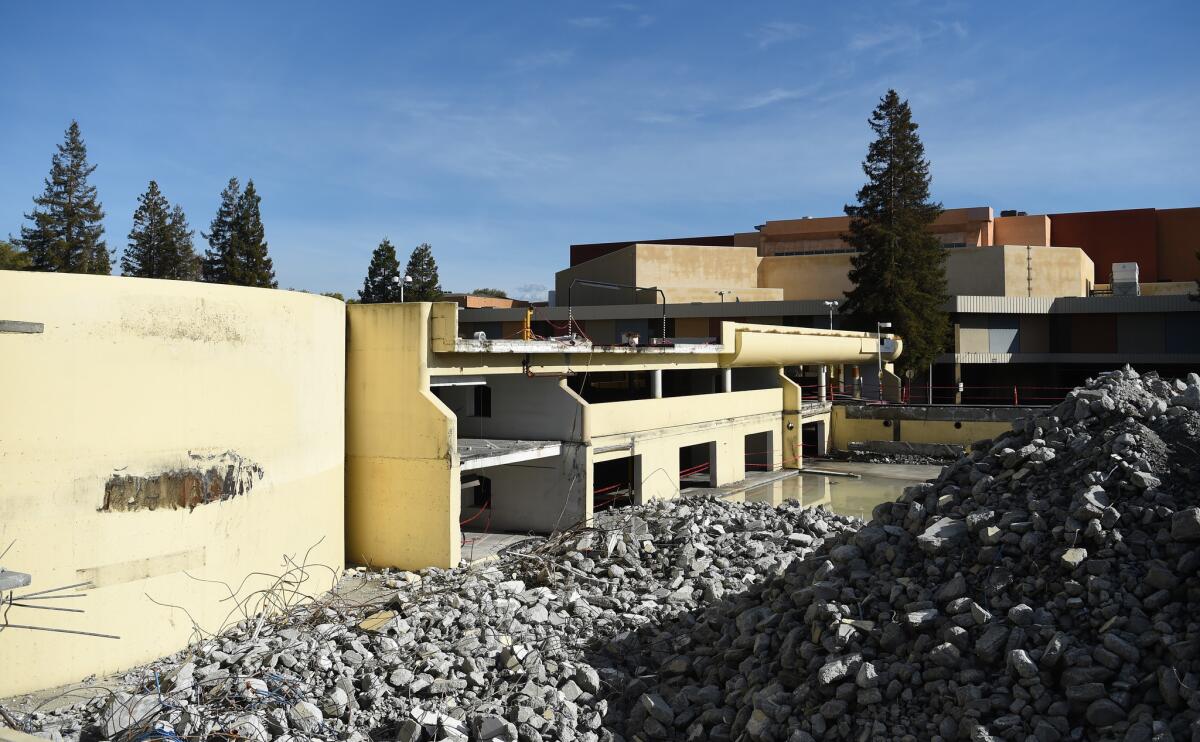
<box><xmin>1111</xmin><ymin>262</ymin><xmax>1140</xmax><ymax>296</ymax></box>
<box><xmin>1000</xmin><ymin>209</ymin><xmax>1028</xmax><ymax>217</ymax></box>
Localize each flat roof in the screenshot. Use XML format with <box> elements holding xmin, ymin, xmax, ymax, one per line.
<box><xmin>458</xmin><ymin>439</ymin><xmax>562</xmax><ymax>470</ymax></box>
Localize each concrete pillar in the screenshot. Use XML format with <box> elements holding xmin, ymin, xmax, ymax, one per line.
<box><xmin>818</xmin><ymin>365</ymin><xmax>827</xmax><ymax>403</ymax></box>
<box><xmin>651</xmin><ymin>369</ymin><xmax>662</xmax><ymax>399</ymax></box>
<box><xmin>852</xmin><ymin>365</ymin><xmax>862</xmax><ymax>399</ymax></box>
<box><xmin>721</xmin><ymin>368</ymin><xmax>732</xmax><ymax>393</ymax></box>
<box><xmin>954</xmin><ymin>363</ymin><xmax>963</xmax><ymax>405</ymax></box>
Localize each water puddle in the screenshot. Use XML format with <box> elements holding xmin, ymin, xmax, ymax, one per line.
<box><xmin>729</xmin><ymin>463</ymin><xmax>941</xmax><ymax>520</ymax></box>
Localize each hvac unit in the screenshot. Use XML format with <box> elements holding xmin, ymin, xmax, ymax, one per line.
<box><xmin>1111</xmin><ymin>262</ymin><xmax>1140</xmax><ymax>296</ymax></box>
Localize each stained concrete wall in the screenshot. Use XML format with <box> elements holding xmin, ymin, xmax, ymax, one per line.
<box><xmin>347</xmin><ymin>302</ymin><xmax>460</xmax><ymax>572</ymax></box>
<box><xmin>830</xmin><ymin>404</ymin><xmax>1035</xmax><ymax>451</ymax></box>
<box><xmin>0</xmin><ymin>270</ymin><xmax>345</xmax><ymax>697</ymax></box>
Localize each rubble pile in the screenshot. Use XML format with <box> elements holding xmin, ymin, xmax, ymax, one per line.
<box><xmin>596</xmin><ymin>368</ymin><xmax>1200</xmax><ymax>741</ymax></box>
<box><xmin>20</xmin><ymin>499</ymin><xmax>857</xmax><ymax>742</ymax></box>
<box><xmin>15</xmin><ymin>367</ymin><xmax>1200</xmax><ymax>742</ymax></box>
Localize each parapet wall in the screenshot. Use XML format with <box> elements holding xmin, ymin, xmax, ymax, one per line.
<box><xmin>831</xmin><ymin>403</ymin><xmax>1040</xmax><ymax>451</ymax></box>
<box><xmin>0</xmin><ymin>271</ymin><xmax>346</xmax><ymax>696</ymax></box>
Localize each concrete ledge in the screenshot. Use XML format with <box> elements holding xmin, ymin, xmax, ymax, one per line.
<box><xmin>848</xmin><ymin>440</ymin><xmax>963</xmax><ymax>458</ymax></box>
<box><xmin>840</xmin><ymin>403</ymin><xmax>1041</xmax><ymax>422</ymax></box>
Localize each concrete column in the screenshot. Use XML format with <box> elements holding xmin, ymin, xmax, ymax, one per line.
<box><xmin>721</xmin><ymin>368</ymin><xmax>732</xmax><ymax>393</ymax></box>
<box><xmin>818</xmin><ymin>365</ymin><xmax>827</xmax><ymax>403</ymax></box>
<box><xmin>651</xmin><ymin>369</ymin><xmax>662</xmax><ymax>399</ymax></box>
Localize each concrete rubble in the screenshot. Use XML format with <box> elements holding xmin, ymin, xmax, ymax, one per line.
<box><xmin>10</xmin><ymin>366</ymin><xmax>1200</xmax><ymax>741</ymax></box>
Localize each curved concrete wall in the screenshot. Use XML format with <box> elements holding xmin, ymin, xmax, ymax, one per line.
<box><xmin>0</xmin><ymin>271</ymin><xmax>345</xmax><ymax>696</ymax></box>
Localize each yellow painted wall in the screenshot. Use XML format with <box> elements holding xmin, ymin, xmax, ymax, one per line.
<box><xmin>346</xmin><ymin>303</ymin><xmax>460</xmax><ymax>571</ymax></box>
<box><xmin>0</xmin><ymin>271</ymin><xmax>345</xmax><ymax>697</ymax></box>
<box><xmin>829</xmin><ymin>406</ymin><xmax>1012</xmax><ymax>450</ymax></box>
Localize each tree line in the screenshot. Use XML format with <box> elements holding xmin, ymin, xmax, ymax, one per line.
<box><xmin>0</xmin><ymin>121</ymin><xmax>447</xmax><ymax>302</ymax></box>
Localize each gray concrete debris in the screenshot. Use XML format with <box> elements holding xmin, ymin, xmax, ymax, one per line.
<box><xmin>14</xmin><ymin>366</ymin><xmax>1200</xmax><ymax>742</ymax></box>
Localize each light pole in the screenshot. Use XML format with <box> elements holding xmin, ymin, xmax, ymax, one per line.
<box><xmin>876</xmin><ymin>321</ymin><xmax>892</xmax><ymax>400</ymax></box>
<box><xmin>395</xmin><ymin>274</ymin><xmax>413</xmax><ymax>302</ymax></box>
<box><xmin>823</xmin><ymin>300</ymin><xmax>839</xmax><ymax>330</ymax></box>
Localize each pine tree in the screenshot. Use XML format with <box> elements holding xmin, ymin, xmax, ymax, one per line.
<box><xmin>201</xmin><ymin>178</ymin><xmax>240</xmax><ymax>283</ymax></box>
<box><xmin>358</xmin><ymin>238</ymin><xmax>402</xmax><ymax>303</ymax></box>
<box><xmin>121</xmin><ymin>181</ymin><xmax>199</xmax><ymax>280</ymax></box>
<box><xmin>18</xmin><ymin>121</ymin><xmax>110</xmax><ymax>274</ymax></box>
<box><xmin>403</xmin><ymin>243</ymin><xmax>442</xmax><ymax>301</ymax></box>
<box><xmin>228</xmin><ymin>180</ymin><xmax>276</xmax><ymax>288</ymax></box>
<box><xmin>201</xmin><ymin>178</ymin><xmax>276</xmax><ymax>288</ymax></box>
<box><xmin>842</xmin><ymin>90</ymin><xmax>949</xmax><ymax>376</ymax></box>
<box><xmin>0</xmin><ymin>239</ymin><xmax>31</xmax><ymax>270</ymax></box>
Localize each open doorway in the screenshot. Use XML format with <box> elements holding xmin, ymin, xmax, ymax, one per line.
<box><xmin>593</xmin><ymin>455</ymin><xmax>639</xmax><ymax>512</ymax></box>
<box><xmin>745</xmin><ymin>431</ymin><xmax>774</xmax><ymax>473</ymax></box>
<box><xmin>678</xmin><ymin>442</ymin><xmax>714</xmax><ymax>490</ymax></box>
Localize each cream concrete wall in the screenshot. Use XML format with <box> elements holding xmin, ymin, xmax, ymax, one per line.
<box><xmin>587</xmin><ymin>389</ymin><xmax>784</xmax><ymax>501</ymax></box>
<box><xmin>347</xmin><ymin>303</ymin><xmax>460</xmax><ymax>571</ymax></box>
<box><xmin>0</xmin><ymin>271</ymin><xmax>345</xmax><ymax>697</ymax></box>
<box><xmin>829</xmin><ymin>407</ymin><xmax>1011</xmax><ymax>450</ymax></box>
<box><xmin>758</xmin><ymin>254</ymin><xmax>854</xmax><ymax>300</ymax></box>
<box><xmin>1000</xmin><ymin>246</ymin><xmax>1094</xmax><ymax>297</ymax></box>
<box><xmin>994</xmin><ymin>215</ymin><xmax>1050</xmax><ymax>246</ymax></box>
<box><xmin>956</xmin><ymin>315</ymin><xmax>990</xmax><ymax>353</ymax></box>
<box><xmin>633</xmin><ymin>244</ymin><xmax>761</xmax><ymax>291</ymax></box>
<box><xmin>554</xmin><ymin>244</ymin><xmax>764</xmax><ymax>306</ymax></box>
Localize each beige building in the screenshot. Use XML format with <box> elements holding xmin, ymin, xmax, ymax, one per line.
<box><xmin>347</xmin><ymin>302</ymin><xmax>902</xmax><ymax>571</ymax></box>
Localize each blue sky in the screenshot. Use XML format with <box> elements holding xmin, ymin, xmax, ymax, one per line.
<box><xmin>2</xmin><ymin>1</ymin><xmax>1197</xmax><ymax>299</ymax></box>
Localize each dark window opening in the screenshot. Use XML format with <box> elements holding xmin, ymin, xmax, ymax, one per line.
<box><xmin>679</xmin><ymin>442</ymin><xmax>714</xmax><ymax>490</ymax></box>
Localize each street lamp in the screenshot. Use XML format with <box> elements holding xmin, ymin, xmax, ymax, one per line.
<box><xmin>876</xmin><ymin>321</ymin><xmax>892</xmax><ymax>400</ymax></box>
<box><xmin>823</xmin><ymin>300</ymin><xmax>839</xmax><ymax>330</ymax></box>
<box><xmin>395</xmin><ymin>274</ymin><xmax>413</xmax><ymax>302</ymax></box>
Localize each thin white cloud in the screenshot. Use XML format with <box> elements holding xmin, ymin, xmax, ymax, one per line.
<box><xmin>848</xmin><ymin>20</ymin><xmax>968</xmax><ymax>55</ymax></box>
<box><xmin>568</xmin><ymin>16</ymin><xmax>611</xmax><ymax>29</ymax></box>
<box><xmin>750</xmin><ymin>21</ymin><xmax>808</xmax><ymax>49</ymax></box>
<box><xmin>735</xmin><ymin>87</ymin><xmax>811</xmax><ymax>111</ymax></box>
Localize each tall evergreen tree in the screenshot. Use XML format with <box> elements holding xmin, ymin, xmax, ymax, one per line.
<box><xmin>358</xmin><ymin>238</ymin><xmax>402</xmax><ymax>303</ymax></box>
<box><xmin>201</xmin><ymin>178</ymin><xmax>240</xmax><ymax>283</ymax></box>
<box><xmin>403</xmin><ymin>243</ymin><xmax>442</xmax><ymax>301</ymax></box>
<box><xmin>200</xmin><ymin>178</ymin><xmax>276</xmax><ymax>287</ymax></box>
<box><xmin>121</xmin><ymin>181</ymin><xmax>199</xmax><ymax>280</ymax></box>
<box><xmin>228</xmin><ymin>180</ymin><xmax>276</xmax><ymax>288</ymax></box>
<box><xmin>842</xmin><ymin>90</ymin><xmax>949</xmax><ymax>377</ymax></box>
<box><xmin>18</xmin><ymin>121</ymin><xmax>110</xmax><ymax>274</ymax></box>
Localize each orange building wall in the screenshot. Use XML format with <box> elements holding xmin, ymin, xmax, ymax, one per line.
<box><xmin>994</xmin><ymin>215</ymin><xmax>1050</xmax><ymax>246</ymax></box>
<box><xmin>1050</xmin><ymin>208</ymin><xmax>1158</xmax><ymax>282</ymax></box>
<box><xmin>1156</xmin><ymin>207</ymin><xmax>1200</xmax><ymax>283</ymax></box>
